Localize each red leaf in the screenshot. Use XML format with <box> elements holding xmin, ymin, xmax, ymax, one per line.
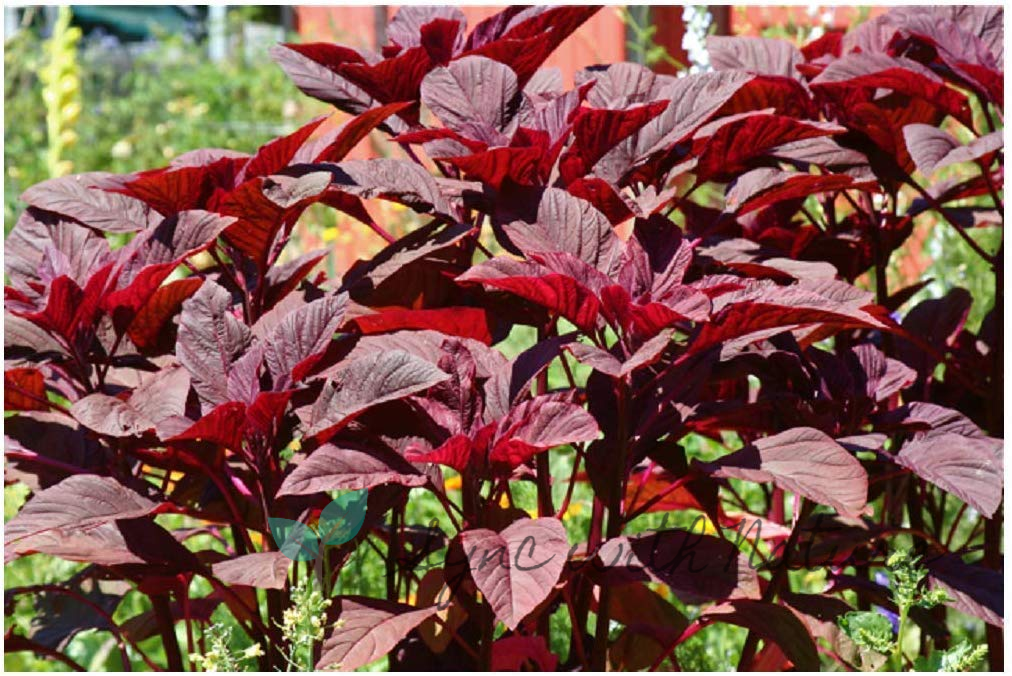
<box><xmin>127</xmin><ymin>277</ymin><xmax>203</xmax><ymax>351</ymax></box>
<box><xmin>726</xmin><ymin>168</ymin><xmax>857</xmax><ymax>215</ymax></box>
<box><xmin>443</xmin><ymin>146</ymin><xmax>545</xmax><ymax>188</ymax></box>
<box><xmin>693</xmin><ymin>115</ymin><xmax>844</xmax><ymax>182</ymax></box>
<box><xmin>690</xmin><ymin>294</ymin><xmax>883</xmax><ymax>357</ymax></box>
<box><xmin>240</xmin><ymin>116</ymin><xmax>329</xmax><ymax>182</ymax></box>
<box><xmin>559</xmin><ymin>102</ymin><xmax>668</xmax><ymax>182</ymax></box>
<box><xmin>218</xmin><ymin>172</ymin><xmax>330</xmax><ymax>268</ymax></box>
<box><xmin>350</xmin><ymin>307</ymin><xmax>493</xmax><ymax>345</ymax></box>
<box><xmin>458</xmin><ymin>257</ymin><xmax>601</xmax><ymax>333</ymax></box>
<box><xmin>297</xmin><ymin>101</ymin><xmax>415</xmax><ymax>165</ymax></box>
<box><xmin>490</xmin><ymin>635</ymin><xmax>559</xmax><ymax>671</ymax></box>
<box><xmin>117</xmin><ymin>159</ymin><xmax>238</xmax><ymax>215</ymax></box>
<box><xmin>565</xmin><ymin>177</ymin><xmax>633</xmax><ymax>225</ymax></box>
<box><xmin>165</xmin><ymin>402</ymin><xmax>247</xmax><ymax>451</ymax></box>
<box><xmin>811</xmin><ymin>53</ymin><xmax>972</xmax><ymax>126</ymax></box>
<box><xmin>4</xmin><ymin>367</ymin><xmax>48</xmax><ymax>411</ymax></box>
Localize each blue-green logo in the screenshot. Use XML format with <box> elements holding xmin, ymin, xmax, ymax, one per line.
<box><xmin>269</xmin><ymin>489</ymin><xmax>368</xmax><ymax>561</ymax></box>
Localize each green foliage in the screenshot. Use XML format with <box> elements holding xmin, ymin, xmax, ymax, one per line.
<box><xmin>4</xmin><ymin>17</ymin><xmax>318</xmax><ymax>234</ymax></box>
<box><xmin>886</xmin><ymin>549</ymin><xmax>950</xmax><ymax>612</ymax></box>
<box><xmin>839</xmin><ymin>611</ymin><xmax>896</xmax><ymax>655</ymax></box>
<box><xmin>838</xmin><ymin>549</ymin><xmax>979</xmax><ymax>672</ymax></box>
<box><xmin>937</xmin><ymin>642</ymin><xmax>988</xmax><ymax>672</ymax></box>
<box><xmin>190</xmin><ymin>623</ymin><xmax>263</xmax><ymax>672</ymax></box>
<box><xmin>278</xmin><ymin>578</ymin><xmax>332</xmax><ymax>672</ymax></box>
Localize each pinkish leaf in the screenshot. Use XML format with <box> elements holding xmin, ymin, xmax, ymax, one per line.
<box><xmin>316</xmin><ymin>597</ymin><xmax>438</xmax><ymax>671</ymax></box>
<box><xmin>707</xmin><ymin>427</ymin><xmax>869</xmax><ymax>517</ymax></box>
<box><xmin>277</xmin><ymin>443</ymin><xmax>428</xmax><ymax>496</ymax></box>
<box><xmin>5</xmin><ymin>475</ymin><xmax>160</xmax><ymax>552</ymax></box>
<box><xmin>304</xmin><ymin>350</ymin><xmax>449</xmax><ymax>436</ymax></box>
<box><xmin>458</xmin><ymin>517</ymin><xmax>569</xmax><ymax>630</ymax></box>
<box><xmin>176</xmin><ymin>281</ymin><xmax>252</xmax><ymax>410</ymax></box>
<box><xmin>212</xmin><ymin>552</ymin><xmax>292</xmax><ymax>590</ymax></box>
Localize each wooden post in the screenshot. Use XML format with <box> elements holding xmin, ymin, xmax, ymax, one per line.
<box><xmin>708</xmin><ymin>5</ymin><xmax>733</xmax><ymax>36</ymax></box>
<box><xmin>649</xmin><ymin>5</ymin><xmax>689</xmax><ymax>74</ymax></box>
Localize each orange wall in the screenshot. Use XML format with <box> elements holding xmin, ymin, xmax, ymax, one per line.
<box><xmin>731</xmin><ymin>5</ymin><xmax>887</xmax><ymax>35</ymax></box>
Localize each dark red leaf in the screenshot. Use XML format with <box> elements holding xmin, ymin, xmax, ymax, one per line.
<box><xmin>457</xmin><ymin>257</ymin><xmax>601</xmax><ymax>333</ymax></box>
<box><xmin>127</xmin><ymin>277</ymin><xmax>203</xmax><ymax>351</ymax></box>
<box><xmin>703</xmin><ymin>600</ymin><xmax>819</xmax><ymax>671</ymax></box>
<box><xmin>490</xmin><ymin>635</ymin><xmax>559</xmax><ymax>671</ymax></box>
<box><xmin>598</xmin><ymin>529</ymin><xmax>760</xmax><ymax>603</ymax></box>
<box><xmin>927</xmin><ymin>554</ymin><xmax>1003</xmax><ymax>628</ymax></box>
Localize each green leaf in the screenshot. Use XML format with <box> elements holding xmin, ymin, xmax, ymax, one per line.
<box><xmin>939</xmin><ymin>642</ymin><xmax>988</xmax><ymax>672</ymax></box>
<box><xmin>268</xmin><ymin>517</ymin><xmax>320</xmax><ymax>561</ymax></box>
<box><xmin>837</xmin><ymin>611</ymin><xmax>895</xmax><ymax>655</ymax></box>
<box><xmin>317</xmin><ymin>489</ymin><xmax>368</xmax><ymax>547</ymax></box>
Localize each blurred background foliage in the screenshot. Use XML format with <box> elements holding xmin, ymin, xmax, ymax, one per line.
<box><xmin>4</xmin><ymin>7</ymin><xmax>318</xmax><ymax>234</ymax></box>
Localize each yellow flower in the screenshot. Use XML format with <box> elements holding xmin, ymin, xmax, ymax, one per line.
<box><xmin>53</xmin><ymin>160</ymin><xmax>74</xmax><ymax>177</ymax></box>
<box><xmin>443</xmin><ymin>475</ymin><xmax>462</xmax><ymax>491</ymax></box>
<box><xmin>498</xmin><ymin>493</ymin><xmax>511</xmax><ymax>509</ymax></box>
<box><xmin>693</xmin><ymin>515</ymin><xmax>718</xmax><ymax>535</ymax></box>
<box><xmin>321</xmin><ymin>228</ymin><xmax>338</xmax><ymax>243</ymax></box>
<box><xmin>242</xmin><ymin>644</ymin><xmax>263</xmax><ymax>659</ymax></box>
<box><xmin>61</xmin><ymin>101</ymin><xmax>81</xmax><ymax>124</ymax></box>
<box><xmin>562</xmin><ymin>502</ymin><xmax>584</xmax><ymax>521</ymax></box>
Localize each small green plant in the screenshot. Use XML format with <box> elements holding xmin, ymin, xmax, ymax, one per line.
<box><xmin>190</xmin><ymin>623</ymin><xmax>263</xmax><ymax>672</ymax></box>
<box><xmin>277</xmin><ymin>578</ymin><xmax>333</xmax><ymax>672</ymax></box>
<box><xmin>933</xmin><ymin>642</ymin><xmax>989</xmax><ymax>672</ymax></box>
<box><xmin>838</xmin><ymin>550</ymin><xmax>984</xmax><ymax>672</ymax></box>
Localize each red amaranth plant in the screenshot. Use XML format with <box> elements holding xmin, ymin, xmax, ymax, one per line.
<box><xmin>4</xmin><ymin>5</ymin><xmax>1003</xmax><ymax>671</ymax></box>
